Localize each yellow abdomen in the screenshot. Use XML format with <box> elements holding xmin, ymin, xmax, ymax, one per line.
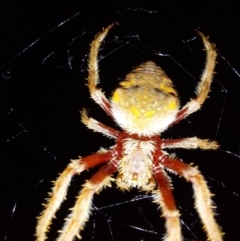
<box><xmin>111</xmin><ymin>61</ymin><xmax>180</xmax><ymax>136</ymax></box>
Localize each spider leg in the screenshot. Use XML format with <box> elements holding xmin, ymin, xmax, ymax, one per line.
<box><xmin>88</xmin><ymin>22</ymin><xmax>116</xmax><ymax>116</ymax></box>
<box><xmin>36</xmin><ymin>151</ymin><xmax>114</xmax><ymax>241</ymax></box>
<box><xmin>171</xmin><ymin>30</ymin><xmax>217</xmax><ymax>126</ymax></box>
<box><xmin>81</xmin><ymin>108</ymin><xmax>119</xmax><ymax>139</ymax></box>
<box><xmin>56</xmin><ymin>162</ymin><xmax>117</xmax><ymax>241</ymax></box>
<box><xmin>162</xmin><ymin>137</ymin><xmax>219</xmax><ymax>150</ymax></box>
<box><xmin>153</xmin><ymin>164</ymin><xmax>181</xmax><ymax>241</ymax></box>
<box><xmin>162</xmin><ymin>156</ymin><xmax>223</xmax><ymax>241</ymax></box>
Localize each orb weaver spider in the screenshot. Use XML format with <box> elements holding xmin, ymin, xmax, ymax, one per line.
<box><xmin>36</xmin><ymin>23</ymin><xmax>223</xmax><ymax>241</ymax></box>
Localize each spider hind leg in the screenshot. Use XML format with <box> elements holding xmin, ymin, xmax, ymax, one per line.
<box><xmin>56</xmin><ymin>163</ymin><xmax>117</xmax><ymax>241</ymax></box>
<box><xmin>162</xmin><ymin>156</ymin><xmax>223</xmax><ymax>241</ymax></box>
<box><xmin>153</xmin><ymin>163</ymin><xmax>182</xmax><ymax>241</ymax></box>
<box><xmin>36</xmin><ymin>151</ymin><xmax>114</xmax><ymax>241</ymax></box>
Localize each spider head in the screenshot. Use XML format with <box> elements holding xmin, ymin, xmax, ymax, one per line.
<box><xmin>111</xmin><ymin>61</ymin><xmax>180</xmax><ymax>136</ymax></box>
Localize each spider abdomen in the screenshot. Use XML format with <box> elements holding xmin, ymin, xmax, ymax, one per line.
<box><xmin>111</xmin><ymin>61</ymin><xmax>180</xmax><ymax>136</ymax></box>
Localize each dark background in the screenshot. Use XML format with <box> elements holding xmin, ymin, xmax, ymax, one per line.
<box><xmin>1</xmin><ymin>1</ymin><xmax>240</xmax><ymax>241</ymax></box>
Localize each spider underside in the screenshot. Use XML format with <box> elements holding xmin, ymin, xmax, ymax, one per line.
<box><xmin>36</xmin><ymin>23</ymin><xmax>223</xmax><ymax>241</ymax></box>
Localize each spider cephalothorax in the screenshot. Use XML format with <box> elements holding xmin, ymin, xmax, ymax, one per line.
<box><xmin>36</xmin><ymin>23</ymin><xmax>223</xmax><ymax>241</ymax></box>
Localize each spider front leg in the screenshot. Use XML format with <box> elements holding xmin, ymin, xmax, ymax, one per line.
<box><xmin>162</xmin><ymin>156</ymin><xmax>223</xmax><ymax>241</ymax></box>
<box><xmin>172</xmin><ymin>30</ymin><xmax>217</xmax><ymax>125</ymax></box>
<box><xmin>36</xmin><ymin>151</ymin><xmax>114</xmax><ymax>241</ymax></box>
<box><xmin>88</xmin><ymin>22</ymin><xmax>116</xmax><ymax>116</ymax></box>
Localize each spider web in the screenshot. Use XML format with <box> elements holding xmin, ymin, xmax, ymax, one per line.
<box><xmin>1</xmin><ymin>1</ymin><xmax>240</xmax><ymax>241</ymax></box>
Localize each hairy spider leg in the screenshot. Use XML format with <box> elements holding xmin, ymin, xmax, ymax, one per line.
<box><xmin>162</xmin><ymin>137</ymin><xmax>219</xmax><ymax>150</ymax></box>
<box><xmin>153</xmin><ymin>164</ymin><xmax>181</xmax><ymax>241</ymax></box>
<box><xmin>56</xmin><ymin>162</ymin><xmax>117</xmax><ymax>241</ymax></box>
<box><xmin>171</xmin><ymin>30</ymin><xmax>217</xmax><ymax>126</ymax></box>
<box><xmin>88</xmin><ymin>22</ymin><xmax>116</xmax><ymax>117</ymax></box>
<box><xmin>36</xmin><ymin>151</ymin><xmax>114</xmax><ymax>241</ymax></box>
<box><xmin>81</xmin><ymin>108</ymin><xmax>119</xmax><ymax>139</ymax></box>
<box><xmin>162</xmin><ymin>156</ymin><xmax>223</xmax><ymax>241</ymax></box>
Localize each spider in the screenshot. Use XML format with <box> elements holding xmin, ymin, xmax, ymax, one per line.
<box><xmin>36</xmin><ymin>23</ymin><xmax>223</xmax><ymax>241</ymax></box>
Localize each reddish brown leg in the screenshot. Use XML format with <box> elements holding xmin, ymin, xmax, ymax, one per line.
<box><xmin>171</xmin><ymin>106</ymin><xmax>189</xmax><ymax>126</ymax></box>
<box><xmin>57</xmin><ymin>162</ymin><xmax>118</xmax><ymax>241</ymax></box>
<box><xmin>162</xmin><ymin>156</ymin><xmax>223</xmax><ymax>241</ymax></box>
<box><xmin>36</xmin><ymin>150</ymin><xmax>115</xmax><ymax>241</ymax></box>
<box><xmin>153</xmin><ymin>164</ymin><xmax>181</xmax><ymax>241</ymax></box>
<box><xmin>82</xmin><ymin>151</ymin><xmax>115</xmax><ymax>169</ymax></box>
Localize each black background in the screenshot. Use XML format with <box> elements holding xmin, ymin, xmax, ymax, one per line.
<box><xmin>1</xmin><ymin>1</ymin><xmax>240</xmax><ymax>241</ymax></box>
